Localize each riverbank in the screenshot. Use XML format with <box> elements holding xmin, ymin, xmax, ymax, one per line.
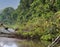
<box><xmin>0</xmin><ymin>25</ymin><xmax>59</xmax><ymax>47</ymax></box>
<box><xmin>0</xmin><ymin>24</ymin><xmax>58</xmax><ymax>41</ymax></box>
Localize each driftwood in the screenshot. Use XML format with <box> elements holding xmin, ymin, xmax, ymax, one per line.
<box><xmin>48</xmin><ymin>35</ymin><xmax>60</xmax><ymax>47</ymax></box>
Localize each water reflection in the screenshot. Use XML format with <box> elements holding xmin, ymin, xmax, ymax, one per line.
<box><xmin>0</xmin><ymin>37</ymin><xmax>20</xmax><ymax>47</ymax></box>
<box><xmin>0</xmin><ymin>37</ymin><xmax>51</xmax><ymax>47</ymax></box>
<box><xmin>0</xmin><ymin>42</ymin><xmax>17</xmax><ymax>47</ymax></box>
<box><xmin>21</xmin><ymin>40</ymin><xmax>50</xmax><ymax>47</ymax></box>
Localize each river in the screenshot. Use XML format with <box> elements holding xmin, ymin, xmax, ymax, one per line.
<box><xmin>0</xmin><ymin>37</ymin><xmax>60</xmax><ymax>47</ymax></box>
<box><xmin>0</xmin><ymin>37</ymin><xmax>51</xmax><ymax>47</ymax></box>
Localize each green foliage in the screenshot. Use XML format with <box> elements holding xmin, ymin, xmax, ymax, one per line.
<box><xmin>1</xmin><ymin>0</ymin><xmax>60</xmax><ymax>40</ymax></box>
<box><xmin>0</xmin><ymin>7</ymin><xmax>15</xmax><ymax>24</ymax></box>
<box><xmin>15</xmin><ymin>0</ymin><xmax>60</xmax><ymax>40</ymax></box>
<box><xmin>41</xmin><ymin>34</ymin><xmax>52</xmax><ymax>41</ymax></box>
